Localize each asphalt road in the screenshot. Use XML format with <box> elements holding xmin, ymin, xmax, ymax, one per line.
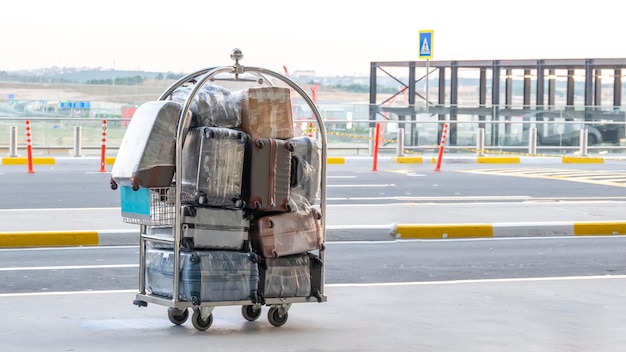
<box><xmin>2</xmin><ymin>157</ymin><xmax>626</xmax><ymax>350</ymax></box>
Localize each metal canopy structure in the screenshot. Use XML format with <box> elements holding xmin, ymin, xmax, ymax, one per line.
<box><xmin>369</xmin><ymin>58</ymin><xmax>626</xmax><ymax>145</ymax></box>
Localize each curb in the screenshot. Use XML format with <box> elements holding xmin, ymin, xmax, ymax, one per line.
<box><xmin>391</xmin><ymin>221</ymin><xmax>626</xmax><ymax>239</ymax></box>
<box><xmin>0</xmin><ymin>230</ymin><xmax>139</xmax><ymax>248</ymax></box>
<box><xmin>1</xmin><ymin>155</ymin><xmax>620</xmax><ymax>166</ymax></box>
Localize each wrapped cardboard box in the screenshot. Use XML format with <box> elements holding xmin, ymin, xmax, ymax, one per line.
<box><xmin>240</xmin><ymin>87</ymin><xmax>294</xmax><ymax>139</ymax></box>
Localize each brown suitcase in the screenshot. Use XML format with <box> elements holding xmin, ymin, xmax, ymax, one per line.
<box><xmin>245</xmin><ymin>137</ymin><xmax>293</xmax><ymax>212</ymax></box>
<box><xmin>249</xmin><ymin>208</ymin><xmax>323</xmax><ymax>258</ymax></box>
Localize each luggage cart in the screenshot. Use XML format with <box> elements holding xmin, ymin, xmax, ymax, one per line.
<box><xmin>118</xmin><ymin>49</ymin><xmax>328</xmax><ymax>331</ymax></box>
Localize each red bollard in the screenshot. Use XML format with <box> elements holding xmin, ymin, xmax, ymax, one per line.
<box><xmin>434</xmin><ymin>123</ymin><xmax>449</xmax><ymax>172</ymax></box>
<box><xmin>372</xmin><ymin>122</ymin><xmax>382</xmax><ymax>172</ymax></box>
<box><xmin>99</xmin><ymin>120</ymin><xmax>107</xmax><ymax>172</ymax></box>
<box><xmin>25</xmin><ymin>120</ymin><xmax>35</xmax><ymax>174</ymax></box>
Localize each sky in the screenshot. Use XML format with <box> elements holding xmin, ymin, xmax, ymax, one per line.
<box><xmin>3</xmin><ymin>0</ymin><xmax>624</xmax><ymax>77</ymax></box>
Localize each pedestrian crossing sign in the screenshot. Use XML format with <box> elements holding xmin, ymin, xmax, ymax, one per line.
<box><xmin>419</xmin><ymin>30</ymin><xmax>434</xmax><ymax>59</ymax></box>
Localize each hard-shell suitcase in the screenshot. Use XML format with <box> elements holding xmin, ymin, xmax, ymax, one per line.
<box><xmin>258</xmin><ymin>253</ymin><xmax>311</xmax><ymax>300</ymax></box>
<box><xmin>289</xmin><ymin>136</ymin><xmax>321</xmax><ymax>208</ymax></box>
<box><xmin>239</xmin><ymin>86</ymin><xmax>294</xmax><ymax>139</ymax></box>
<box><xmin>180</xmin><ymin>205</ymin><xmax>250</xmax><ymax>250</ymax></box>
<box><xmin>144</xmin><ymin>206</ymin><xmax>250</xmax><ymax>250</ymax></box>
<box><xmin>111</xmin><ymin>101</ymin><xmax>186</xmax><ymax>189</ymax></box>
<box><xmin>307</xmin><ymin>252</ymin><xmax>324</xmax><ymax>302</ymax></box>
<box><xmin>246</xmin><ymin>137</ymin><xmax>293</xmax><ymax>212</ymax></box>
<box><xmin>181</xmin><ymin>126</ymin><xmax>250</xmax><ymax>208</ymax></box>
<box><xmin>145</xmin><ymin>248</ymin><xmax>261</xmax><ymax>304</ymax></box>
<box><xmin>249</xmin><ymin>208</ymin><xmax>324</xmax><ymax>258</ymax></box>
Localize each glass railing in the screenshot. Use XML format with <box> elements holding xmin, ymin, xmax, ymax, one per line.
<box><xmin>1</xmin><ymin>100</ymin><xmax>625</xmax><ymax>157</ymax></box>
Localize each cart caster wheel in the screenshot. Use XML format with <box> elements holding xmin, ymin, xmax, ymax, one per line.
<box><xmin>110</xmin><ymin>181</ymin><xmax>118</xmax><ymax>190</ymax></box>
<box><xmin>191</xmin><ymin>310</ymin><xmax>213</xmax><ymax>331</ymax></box>
<box><xmin>167</xmin><ymin>308</ymin><xmax>189</xmax><ymax>325</ymax></box>
<box><xmin>241</xmin><ymin>305</ymin><xmax>262</xmax><ymax>321</ymax></box>
<box><xmin>267</xmin><ymin>307</ymin><xmax>288</xmax><ymax>327</ymax></box>
<box><xmin>133</xmin><ymin>299</ymin><xmax>147</xmax><ymax>307</ymax></box>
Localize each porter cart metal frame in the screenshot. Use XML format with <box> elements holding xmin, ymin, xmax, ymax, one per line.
<box><xmin>130</xmin><ymin>49</ymin><xmax>328</xmax><ymax>331</ymax></box>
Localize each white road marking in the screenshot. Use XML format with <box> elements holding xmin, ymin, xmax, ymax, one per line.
<box><xmin>1</xmin><ymin>275</ymin><xmax>624</xmax><ymax>298</ymax></box>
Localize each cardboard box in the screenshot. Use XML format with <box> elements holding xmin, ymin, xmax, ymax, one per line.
<box><xmin>240</xmin><ymin>87</ymin><xmax>294</xmax><ymax>139</ymax></box>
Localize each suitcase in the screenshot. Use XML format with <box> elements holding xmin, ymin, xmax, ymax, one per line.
<box><xmin>180</xmin><ymin>205</ymin><xmax>250</xmax><ymax>250</ymax></box>
<box><xmin>307</xmin><ymin>252</ymin><xmax>324</xmax><ymax>302</ymax></box>
<box><xmin>239</xmin><ymin>86</ymin><xmax>294</xmax><ymax>139</ymax></box>
<box><xmin>170</xmin><ymin>83</ymin><xmax>242</xmax><ymax>128</ymax></box>
<box><xmin>258</xmin><ymin>253</ymin><xmax>311</xmax><ymax>300</ymax></box>
<box><xmin>111</xmin><ymin>101</ymin><xmax>186</xmax><ymax>189</ymax></box>
<box><xmin>289</xmin><ymin>136</ymin><xmax>321</xmax><ymax>208</ymax></box>
<box><xmin>145</xmin><ymin>248</ymin><xmax>261</xmax><ymax>304</ymax></box>
<box><xmin>249</xmin><ymin>208</ymin><xmax>324</xmax><ymax>258</ymax></box>
<box><xmin>245</xmin><ymin>137</ymin><xmax>293</xmax><ymax>212</ymax></box>
<box><xmin>144</xmin><ymin>206</ymin><xmax>250</xmax><ymax>250</ymax></box>
<box><xmin>181</xmin><ymin>126</ymin><xmax>250</xmax><ymax>208</ymax></box>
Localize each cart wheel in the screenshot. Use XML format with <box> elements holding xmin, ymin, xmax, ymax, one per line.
<box><xmin>191</xmin><ymin>310</ymin><xmax>213</xmax><ymax>331</ymax></box>
<box><xmin>110</xmin><ymin>181</ymin><xmax>118</xmax><ymax>190</ymax></box>
<box><xmin>267</xmin><ymin>307</ymin><xmax>288</xmax><ymax>327</ymax></box>
<box><xmin>241</xmin><ymin>305</ymin><xmax>262</xmax><ymax>321</ymax></box>
<box><xmin>167</xmin><ymin>308</ymin><xmax>189</xmax><ymax>325</ymax></box>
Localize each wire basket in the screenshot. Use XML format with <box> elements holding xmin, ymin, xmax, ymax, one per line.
<box><xmin>120</xmin><ymin>186</ymin><xmax>175</xmax><ymax>226</ymax></box>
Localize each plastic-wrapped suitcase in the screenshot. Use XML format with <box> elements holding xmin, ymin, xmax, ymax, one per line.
<box><xmin>258</xmin><ymin>253</ymin><xmax>311</xmax><ymax>300</ymax></box>
<box><xmin>111</xmin><ymin>101</ymin><xmax>185</xmax><ymax>189</ymax></box>
<box><xmin>307</xmin><ymin>252</ymin><xmax>324</xmax><ymax>302</ymax></box>
<box><xmin>181</xmin><ymin>126</ymin><xmax>250</xmax><ymax>208</ymax></box>
<box><xmin>249</xmin><ymin>208</ymin><xmax>324</xmax><ymax>258</ymax></box>
<box><xmin>180</xmin><ymin>205</ymin><xmax>250</xmax><ymax>250</ymax></box>
<box><xmin>289</xmin><ymin>136</ymin><xmax>321</xmax><ymax>209</ymax></box>
<box><xmin>240</xmin><ymin>86</ymin><xmax>294</xmax><ymax>139</ymax></box>
<box><xmin>145</xmin><ymin>248</ymin><xmax>261</xmax><ymax>304</ymax></box>
<box><xmin>170</xmin><ymin>83</ymin><xmax>242</xmax><ymax>128</ymax></box>
<box><xmin>144</xmin><ymin>206</ymin><xmax>250</xmax><ymax>250</ymax></box>
<box><xmin>245</xmin><ymin>137</ymin><xmax>293</xmax><ymax>212</ymax></box>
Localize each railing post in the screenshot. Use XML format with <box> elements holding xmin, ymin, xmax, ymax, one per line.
<box><xmin>396</xmin><ymin>128</ymin><xmax>405</xmax><ymax>156</ymax></box>
<box><xmin>579</xmin><ymin>128</ymin><xmax>589</xmax><ymax>156</ymax></box>
<box><xmin>9</xmin><ymin>126</ymin><xmax>18</xmax><ymax>157</ymax></box>
<box><xmin>477</xmin><ymin>128</ymin><xmax>485</xmax><ymax>156</ymax></box>
<box><xmin>528</xmin><ymin>127</ymin><xmax>538</xmax><ymax>154</ymax></box>
<box><xmin>368</xmin><ymin>127</ymin><xmax>375</xmax><ymax>156</ymax></box>
<box><xmin>73</xmin><ymin>126</ymin><xmax>83</xmax><ymax>157</ymax></box>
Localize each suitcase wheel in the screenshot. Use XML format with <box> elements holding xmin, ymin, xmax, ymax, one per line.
<box><xmin>197</xmin><ymin>194</ymin><xmax>208</xmax><ymax>205</ymax></box>
<box><xmin>202</xmin><ymin>127</ymin><xmax>215</xmax><ymax>139</ymax></box>
<box><xmin>255</xmin><ymin>139</ymin><xmax>265</xmax><ymax>149</ymax></box>
<box><xmin>233</xmin><ymin>198</ymin><xmax>246</xmax><ymax>209</ymax></box>
<box><xmin>253</xmin><ymin>200</ymin><xmax>262</xmax><ymax>210</ymax></box>
<box><xmin>284</xmin><ymin>141</ymin><xmax>294</xmax><ymax>152</ymax></box>
<box><xmin>267</xmin><ymin>220</ymin><xmax>274</xmax><ymax>229</ymax></box>
<box><xmin>237</xmin><ymin>132</ymin><xmax>250</xmax><ymax>144</ymax></box>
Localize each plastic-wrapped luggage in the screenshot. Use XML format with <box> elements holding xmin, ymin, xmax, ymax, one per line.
<box><xmin>170</xmin><ymin>84</ymin><xmax>242</xmax><ymax>128</ymax></box>
<box><xmin>146</xmin><ymin>248</ymin><xmax>261</xmax><ymax>304</ymax></box>
<box><xmin>289</xmin><ymin>136</ymin><xmax>321</xmax><ymax>208</ymax></box>
<box><xmin>246</xmin><ymin>137</ymin><xmax>293</xmax><ymax>212</ymax></box>
<box><xmin>258</xmin><ymin>253</ymin><xmax>311</xmax><ymax>299</ymax></box>
<box><xmin>111</xmin><ymin>101</ymin><xmax>185</xmax><ymax>189</ymax></box>
<box><xmin>181</xmin><ymin>126</ymin><xmax>250</xmax><ymax>208</ymax></box>
<box><xmin>180</xmin><ymin>205</ymin><xmax>250</xmax><ymax>250</ymax></box>
<box><xmin>145</xmin><ymin>206</ymin><xmax>250</xmax><ymax>250</ymax></box>
<box><xmin>249</xmin><ymin>208</ymin><xmax>324</xmax><ymax>258</ymax></box>
<box><xmin>240</xmin><ymin>87</ymin><xmax>294</xmax><ymax>139</ymax></box>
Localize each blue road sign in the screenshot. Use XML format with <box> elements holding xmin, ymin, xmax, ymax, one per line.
<box><xmin>419</xmin><ymin>30</ymin><xmax>434</xmax><ymax>59</ymax></box>
<box><xmin>8</xmin><ymin>93</ymin><xmax>14</xmax><ymax>100</ymax></box>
